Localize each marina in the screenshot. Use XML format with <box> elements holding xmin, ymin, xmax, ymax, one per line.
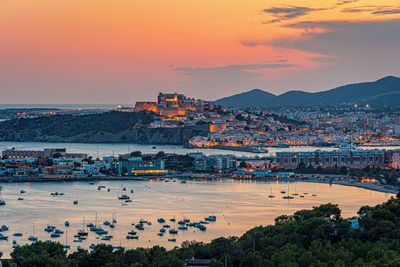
<box><xmin>0</xmin><ymin>179</ymin><xmax>393</xmax><ymax>257</ymax></box>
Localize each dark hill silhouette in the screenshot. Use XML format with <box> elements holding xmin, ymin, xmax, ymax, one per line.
<box><xmin>215</xmin><ymin>76</ymin><xmax>400</xmax><ymax>107</ymax></box>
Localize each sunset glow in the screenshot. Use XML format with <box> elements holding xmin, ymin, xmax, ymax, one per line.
<box><xmin>0</xmin><ymin>0</ymin><xmax>399</xmax><ymax>103</ymax></box>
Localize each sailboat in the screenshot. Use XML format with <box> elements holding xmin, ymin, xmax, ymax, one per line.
<box><xmin>63</xmin><ymin>230</ymin><xmax>71</xmax><ymax>249</ymax></box>
<box><xmin>77</xmin><ymin>217</ymin><xmax>88</xmax><ymax>237</ymax></box>
<box><xmin>169</xmin><ymin>215</ymin><xmax>178</xmax><ymax>234</ymax></box>
<box><xmin>268</xmin><ymin>186</ymin><xmax>275</xmax><ymax>198</ymax></box>
<box><xmin>292</xmin><ymin>184</ymin><xmax>299</xmax><ymax>196</ymax></box>
<box><xmin>282</xmin><ymin>182</ymin><xmax>294</xmax><ymax>200</ymax></box>
<box><xmin>28</xmin><ymin>225</ymin><xmax>38</xmax><ymax>242</ymax></box>
<box><xmin>0</xmin><ymin>191</ymin><xmax>6</xmax><ymax>206</ymax></box>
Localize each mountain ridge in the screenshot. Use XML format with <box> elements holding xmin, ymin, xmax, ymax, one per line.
<box><xmin>216</xmin><ymin>76</ymin><xmax>400</xmax><ymax>107</ymax></box>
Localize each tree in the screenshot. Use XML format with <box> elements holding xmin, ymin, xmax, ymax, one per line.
<box><xmin>130</xmin><ymin>151</ymin><xmax>142</xmax><ymax>157</ymax></box>
<box><xmin>10</xmin><ymin>241</ymin><xmax>68</xmax><ymax>267</ymax></box>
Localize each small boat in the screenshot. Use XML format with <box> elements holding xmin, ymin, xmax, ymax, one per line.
<box><xmin>89</xmin><ymin>181</ymin><xmax>96</xmax><ymax>185</ymax></box>
<box><xmin>63</xmin><ymin>244</ymin><xmax>71</xmax><ymax>249</ymax></box>
<box><xmin>1</xmin><ymin>225</ymin><xmax>9</xmax><ymax>231</ymax></box>
<box><xmin>103</xmin><ymin>220</ymin><xmax>111</xmax><ymax>226</ymax></box>
<box><xmin>64</xmin><ymin>221</ymin><xmax>70</xmax><ymax>227</ymax></box>
<box><xmin>135</xmin><ymin>224</ymin><xmax>144</xmax><ymax>230</ymax></box>
<box><xmin>73</xmin><ymin>200</ymin><xmax>79</xmax><ymax>205</ymax></box>
<box><xmin>107</xmin><ymin>188</ymin><xmax>111</xmax><ymax>192</ymax></box>
<box><xmin>180</xmin><ymin>180</ymin><xmax>187</xmax><ymax>184</ymax></box>
<box><xmin>54</xmin><ymin>229</ymin><xmax>64</xmax><ymax>234</ymax></box>
<box><xmin>0</xmin><ymin>233</ymin><xmax>8</xmax><ymax>240</ymax></box>
<box><xmin>130</xmin><ymin>189</ymin><xmax>134</xmax><ymax>193</ymax></box>
<box><xmin>51</xmin><ymin>233</ymin><xmax>61</xmax><ymax>238</ymax></box>
<box><xmin>125</xmin><ymin>199</ymin><xmax>132</xmax><ymax>203</ymax></box>
<box><xmin>73</xmin><ymin>239</ymin><xmax>83</xmax><ymax>243</ymax></box>
<box><xmin>101</xmin><ymin>235</ymin><xmax>113</xmax><ymax>241</ymax></box>
<box><xmin>0</xmin><ymin>200</ymin><xmax>6</xmax><ymax>206</ymax></box>
<box><xmin>170</xmin><ymin>218</ymin><xmax>176</xmax><ymax>222</ymax></box>
<box><xmin>78</xmin><ymin>236</ymin><xmax>87</xmax><ymax>240</ymax></box>
<box><xmin>283</xmin><ymin>196</ymin><xmax>294</xmax><ymax>200</ymax></box>
<box><xmin>168</xmin><ymin>238</ymin><xmax>176</xmax><ymax>242</ymax></box>
<box><xmin>312</xmin><ymin>194</ymin><xmax>317</xmax><ymax>197</ymax></box>
<box><xmin>160</xmin><ymin>228</ymin><xmax>166</xmax><ymax>233</ymax></box>
<box><xmin>109</xmin><ymin>224</ymin><xmax>115</xmax><ymax>228</ymax></box>
<box><xmin>157</xmin><ymin>232</ymin><xmax>164</xmax><ymax>236</ymax></box>
<box><xmin>178</xmin><ymin>226</ymin><xmax>188</xmax><ymax>231</ymax></box>
<box><xmin>12</xmin><ymin>240</ymin><xmax>19</xmax><ymax>248</ymax></box>
<box><xmin>17</xmin><ymin>197</ymin><xmax>24</xmax><ymax>201</ymax></box>
<box><xmin>45</xmin><ymin>225</ymin><xmax>56</xmax><ymax>232</ymax></box>
<box><xmin>163</xmin><ymin>224</ymin><xmax>170</xmax><ymax>228</ymax></box>
<box><xmin>152</xmin><ymin>146</ymin><xmax>157</xmax><ymax>149</ymax></box>
<box><xmin>280</xmin><ymin>191</ymin><xmax>286</xmax><ymax>194</ymax></box>
<box><xmin>118</xmin><ymin>195</ymin><xmax>130</xmax><ymax>200</ymax></box>
<box><xmin>169</xmin><ymin>229</ymin><xmax>178</xmax><ymax>234</ymax></box>
<box><xmin>300</xmin><ymin>195</ymin><xmax>305</xmax><ymax>198</ymax></box>
<box><xmin>13</xmin><ymin>232</ymin><xmax>23</xmax><ymax>237</ymax></box>
<box><xmin>20</xmin><ymin>190</ymin><xmax>26</xmax><ymax>194</ymax></box>
<box><xmin>198</xmin><ymin>225</ymin><xmax>207</xmax><ymax>231</ymax></box>
<box><xmin>205</xmin><ymin>216</ymin><xmax>217</xmax><ymax>222</ymax></box>
<box><xmin>28</xmin><ymin>235</ymin><xmax>38</xmax><ymax>242</ymax></box>
<box><xmin>114</xmin><ymin>246</ymin><xmax>124</xmax><ymax>251</ymax></box>
<box><xmin>77</xmin><ymin>230</ymin><xmax>88</xmax><ymax>236</ymax></box>
<box><xmin>157</xmin><ymin>218</ymin><xmax>166</xmax><ymax>223</ymax></box>
<box><xmin>89</xmin><ymin>244</ymin><xmax>97</xmax><ymax>250</ymax></box>
<box><xmin>126</xmin><ymin>235</ymin><xmax>139</xmax><ymax>240</ymax></box>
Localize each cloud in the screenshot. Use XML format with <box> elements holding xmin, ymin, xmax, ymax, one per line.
<box><xmin>373</xmin><ymin>8</ymin><xmax>400</xmax><ymax>15</ymax></box>
<box><xmin>262</xmin><ymin>6</ymin><xmax>319</xmax><ymax>21</ymax></box>
<box><xmin>237</xmin><ymin>20</ymin><xmax>400</xmax><ymax>93</ymax></box>
<box><xmin>342</xmin><ymin>5</ymin><xmax>400</xmax><ymax>15</ymax></box>
<box><xmin>336</xmin><ymin>0</ymin><xmax>359</xmax><ymax>6</ymax></box>
<box><xmin>175</xmin><ymin>63</ymin><xmax>297</xmax><ymax>99</ymax></box>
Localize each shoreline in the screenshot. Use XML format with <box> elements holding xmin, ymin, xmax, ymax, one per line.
<box><xmin>297</xmin><ymin>179</ymin><xmax>397</xmax><ymax>194</ymax></box>
<box><xmin>0</xmin><ymin>175</ymin><xmax>397</xmax><ymax>194</ymax></box>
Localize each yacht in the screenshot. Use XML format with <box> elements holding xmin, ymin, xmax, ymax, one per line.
<box><xmin>118</xmin><ymin>194</ymin><xmax>130</xmax><ymax>200</ymax></box>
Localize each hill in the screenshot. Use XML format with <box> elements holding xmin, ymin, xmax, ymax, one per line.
<box><xmin>216</xmin><ymin>76</ymin><xmax>400</xmax><ymax>107</ymax></box>
<box><xmin>0</xmin><ymin>111</ymin><xmax>209</xmax><ymax>144</ymax></box>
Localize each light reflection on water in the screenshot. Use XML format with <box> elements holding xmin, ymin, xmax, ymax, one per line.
<box><xmin>1</xmin><ymin>141</ymin><xmax>399</xmax><ymax>158</ymax></box>
<box><xmin>0</xmin><ymin>179</ymin><xmax>393</xmax><ymax>257</ymax></box>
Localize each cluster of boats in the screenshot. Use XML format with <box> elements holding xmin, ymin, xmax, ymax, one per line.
<box><xmin>267</xmin><ymin>185</ymin><xmax>318</xmax><ymax>200</ymax></box>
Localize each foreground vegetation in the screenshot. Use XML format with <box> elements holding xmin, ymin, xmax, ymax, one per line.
<box><xmin>2</xmin><ymin>194</ymin><xmax>400</xmax><ymax>266</ymax></box>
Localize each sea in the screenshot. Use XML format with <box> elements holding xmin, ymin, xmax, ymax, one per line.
<box><xmin>0</xmin><ymin>179</ymin><xmax>393</xmax><ymax>257</ymax></box>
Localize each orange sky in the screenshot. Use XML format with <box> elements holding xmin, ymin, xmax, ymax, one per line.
<box><xmin>0</xmin><ymin>0</ymin><xmax>399</xmax><ymax>103</ymax></box>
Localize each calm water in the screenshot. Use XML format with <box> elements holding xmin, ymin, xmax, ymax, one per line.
<box><xmin>1</xmin><ymin>141</ymin><xmax>398</xmax><ymax>158</ymax></box>
<box><xmin>0</xmin><ymin>179</ymin><xmax>393</xmax><ymax>257</ymax></box>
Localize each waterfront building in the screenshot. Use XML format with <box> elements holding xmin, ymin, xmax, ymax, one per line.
<box><xmin>390</xmin><ymin>152</ymin><xmax>400</xmax><ymax>169</ymax></box>
<box><xmin>192</xmin><ymin>154</ymin><xmax>236</xmax><ymax>172</ymax></box>
<box><xmin>2</xmin><ymin>148</ymin><xmax>87</xmax><ymax>159</ymax></box>
<box><xmin>119</xmin><ymin>157</ymin><xmax>166</xmax><ymax>175</ymax></box>
<box><xmin>2</xmin><ymin>149</ymin><xmax>43</xmax><ymax>159</ymax></box>
<box><xmin>276</xmin><ymin>149</ymin><xmax>385</xmax><ymax>169</ymax></box>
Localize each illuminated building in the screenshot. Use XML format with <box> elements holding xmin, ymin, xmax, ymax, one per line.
<box><xmin>119</xmin><ymin>157</ymin><xmax>166</xmax><ymax>175</ymax></box>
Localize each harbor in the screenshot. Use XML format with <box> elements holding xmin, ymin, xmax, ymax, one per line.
<box><xmin>0</xmin><ymin>178</ymin><xmax>393</xmax><ymax>258</ymax></box>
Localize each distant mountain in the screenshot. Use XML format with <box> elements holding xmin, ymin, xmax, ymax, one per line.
<box><xmin>216</xmin><ymin>89</ymin><xmax>276</xmax><ymax>108</ymax></box>
<box><xmin>215</xmin><ymin>76</ymin><xmax>400</xmax><ymax>107</ymax></box>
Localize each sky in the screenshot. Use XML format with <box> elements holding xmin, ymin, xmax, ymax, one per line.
<box><xmin>0</xmin><ymin>0</ymin><xmax>399</xmax><ymax>104</ymax></box>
